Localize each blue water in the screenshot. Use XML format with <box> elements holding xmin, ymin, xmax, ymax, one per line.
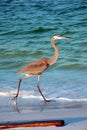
<box><xmin>0</xmin><ymin>0</ymin><xmax>87</xmax><ymax>111</ymax></box>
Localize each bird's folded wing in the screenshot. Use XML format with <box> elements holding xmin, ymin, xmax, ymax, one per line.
<box><xmin>17</xmin><ymin>58</ymin><xmax>49</xmax><ymax>75</ymax></box>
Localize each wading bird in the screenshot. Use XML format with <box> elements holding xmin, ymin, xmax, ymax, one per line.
<box><xmin>13</xmin><ymin>34</ymin><xmax>70</xmax><ymax>102</ymax></box>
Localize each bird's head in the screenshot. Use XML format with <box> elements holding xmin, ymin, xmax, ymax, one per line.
<box><xmin>53</xmin><ymin>34</ymin><xmax>71</xmax><ymax>40</ymax></box>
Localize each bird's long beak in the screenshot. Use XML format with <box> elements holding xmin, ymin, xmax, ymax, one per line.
<box><xmin>60</xmin><ymin>35</ymin><xmax>71</xmax><ymax>40</ymax></box>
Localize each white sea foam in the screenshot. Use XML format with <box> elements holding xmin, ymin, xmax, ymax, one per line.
<box><xmin>0</xmin><ymin>90</ymin><xmax>87</xmax><ymax>104</ymax></box>
<box><xmin>54</xmin><ymin>97</ymin><xmax>87</xmax><ymax>102</ymax></box>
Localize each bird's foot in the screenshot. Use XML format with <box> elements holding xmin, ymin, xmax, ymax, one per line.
<box><xmin>44</xmin><ymin>99</ymin><xmax>52</xmax><ymax>103</ymax></box>
<box><xmin>12</xmin><ymin>95</ymin><xmax>18</xmax><ymax>102</ymax></box>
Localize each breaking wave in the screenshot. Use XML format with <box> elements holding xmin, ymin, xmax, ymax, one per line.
<box><xmin>0</xmin><ymin>90</ymin><xmax>87</xmax><ymax>107</ymax></box>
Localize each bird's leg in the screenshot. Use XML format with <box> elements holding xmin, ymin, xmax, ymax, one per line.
<box><xmin>37</xmin><ymin>75</ymin><xmax>50</xmax><ymax>103</ymax></box>
<box><xmin>12</xmin><ymin>78</ymin><xmax>23</xmax><ymax>101</ymax></box>
<box><xmin>37</xmin><ymin>84</ymin><xmax>47</xmax><ymax>103</ymax></box>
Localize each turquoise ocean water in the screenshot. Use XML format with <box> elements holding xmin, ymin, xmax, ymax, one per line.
<box><xmin>0</xmin><ymin>0</ymin><xmax>87</xmax><ymax>111</ymax></box>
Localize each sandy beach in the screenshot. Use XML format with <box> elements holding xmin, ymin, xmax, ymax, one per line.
<box><xmin>0</xmin><ymin>108</ymin><xmax>87</xmax><ymax>130</ymax></box>
<box><xmin>0</xmin><ymin>96</ymin><xmax>87</xmax><ymax>130</ymax></box>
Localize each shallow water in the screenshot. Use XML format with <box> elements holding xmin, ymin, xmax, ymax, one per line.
<box><xmin>0</xmin><ymin>0</ymin><xmax>87</xmax><ymax>111</ymax></box>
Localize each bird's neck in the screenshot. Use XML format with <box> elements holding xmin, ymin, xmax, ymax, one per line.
<box><xmin>48</xmin><ymin>37</ymin><xmax>59</xmax><ymax>65</ymax></box>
